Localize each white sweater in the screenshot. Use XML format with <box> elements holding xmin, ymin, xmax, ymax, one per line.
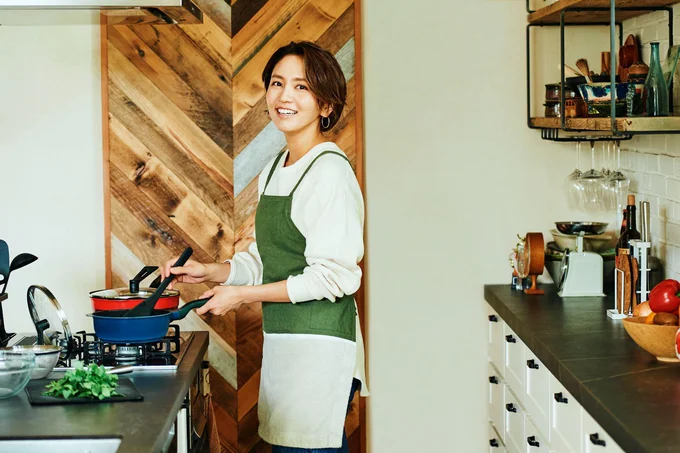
<box><xmin>223</xmin><ymin>142</ymin><xmax>364</xmax><ymax>304</ymax></box>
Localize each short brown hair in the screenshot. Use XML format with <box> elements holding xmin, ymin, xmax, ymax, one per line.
<box><xmin>262</xmin><ymin>41</ymin><xmax>346</xmax><ymax>132</ymax></box>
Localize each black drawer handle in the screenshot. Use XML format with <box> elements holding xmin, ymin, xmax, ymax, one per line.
<box><xmin>505</xmin><ymin>335</ymin><xmax>516</xmax><ymax>343</ymax></box>
<box><xmin>554</xmin><ymin>392</ymin><xmax>568</xmax><ymax>404</ymax></box>
<box><xmin>489</xmin><ymin>314</ymin><xmax>498</xmax><ymax>322</ymax></box>
<box><xmin>489</xmin><ymin>376</ymin><xmax>499</xmax><ymax>384</ymax></box>
<box><xmin>527</xmin><ymin>359</ymin><xmax>539</xmax><ymax>369</ymax></box>
<box><xmin>527</xmin><ymin>436</ymin><xmax>540</xmax><ymax>447</ymax></box>
<box><xmin>489</xmin><ymin>439</ymin><xmax>499</xmax><ymax>448</ymax></box>
<box><xmin>505</xmin><ymin>403</ymin><xmax>517</xmax><ymax>413</ymax></box>
<box><xmin>590</xmin><ymin>433</ymin><xmax>606</xmax><ymax>446</ymax></box>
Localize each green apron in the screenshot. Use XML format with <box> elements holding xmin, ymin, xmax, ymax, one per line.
<box><xmin>255</xmin><ymin>150</ymin><xmax>356</xmax><ymax>342</ymax></box>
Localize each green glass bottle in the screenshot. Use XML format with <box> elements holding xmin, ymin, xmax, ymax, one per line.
<box><xmin>644</xmin><ymin>42</ymin><xmax>669</xmax><ymax>117</ymax></box>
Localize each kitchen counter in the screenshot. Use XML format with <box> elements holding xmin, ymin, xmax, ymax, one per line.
<box><xmin>0</xmin><ymin>331</ymin><xmax>208</xmax><ymax>453</ymax></box>
<box><xmin>485</xmin><ymin>284</ymin><xmax>680</xmax><ymax>453</ymax></box>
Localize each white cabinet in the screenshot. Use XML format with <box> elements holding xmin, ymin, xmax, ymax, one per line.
<box><xmin>525</xmin><ymin>418</ymin><xmax>552</xmax><ymax>453</ymax></box>
<box><xmin>488</xmin><ymin>305</ymin><xmax>505</xmax><ymax>376</ymax></box>
<box><xmin>504</xmin><ymin>324</ymin><xmax>526</xmax><ymax>405</ymax></box>
<box><xmin>489</xmin><ymin>362</ymin><xmax>506</xmax><ymax>441</ymax></box>
<box><xmin>525</xmin><ymin>351</ymin><xmax>550</xmax><ymax>442</ymax></box>
<box><xmin>505</xmin><ymin>389</ymin><xmax>526</xmax><ymax>453</ymax></box>
<box><xmin>489</xmin><ymin>422</ymin><xmax>507</xmax><ymax>453</ymax></box>
<box><xmin>582</xmin><ymin>411</ymin><xmax>624</xmax><ymax>453</ymax></box>
<box><xmin>550</xmin><ymin>374</ymin><xmax>582</xmax><ymax>453</ymax></box>
<box><xmin>486</xmin><ymin>302</ymin><xmax>626</xmax><ymax>453</ymax></box>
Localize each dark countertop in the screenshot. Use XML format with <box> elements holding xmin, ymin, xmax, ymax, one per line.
<box><xmin>0</xmin><ymin>331</ymin><xmax>209</xmax><ymax>453</ymax></box>
<box><xmin>485</xmin><ymin>284</ymin><xmax>680</xmax><ymax>453</ymax></box>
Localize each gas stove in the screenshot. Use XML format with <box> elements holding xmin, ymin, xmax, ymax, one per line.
<box><xmin>7</xmin><ymin>324</ymin><xmax>194</xmax><ymax>371</ymax></box>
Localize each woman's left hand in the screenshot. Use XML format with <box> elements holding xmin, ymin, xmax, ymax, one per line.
<box><xmin>196</xmin><ymin>286</ymin><xmax>249</xmax><ymax>316</ymax></box>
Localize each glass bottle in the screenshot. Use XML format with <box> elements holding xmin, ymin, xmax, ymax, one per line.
<box><xmin>644</xmin><ymin>42</ymin><xmax>669</xmax><ymax>117</ymax></box>
<box><xmin>616</xmin><ymin>195</ymin><xmax>641</xmax><ymax>256</ymax></box>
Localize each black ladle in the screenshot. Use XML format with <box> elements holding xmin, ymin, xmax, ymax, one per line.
<box><xmin>124</xmin><ymin>247</ymin><xmax>193</xmax><ymax>317</ymax></box>
<box><xmin>1</xmin><ymin>253</ymin><xmax>38</xmax><ymax>294</ymax></box>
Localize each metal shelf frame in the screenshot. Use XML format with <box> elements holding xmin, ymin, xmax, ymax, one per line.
<box><xmin>526</xmin><ymin>0</ymin><xmax>679</xmax><ymax>141</ymax></box>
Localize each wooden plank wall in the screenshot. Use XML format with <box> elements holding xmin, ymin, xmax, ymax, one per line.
<box><xmin>103</xmin><ymin>1</ymin><xmax>363</xmax><ymax>452</ymax></box>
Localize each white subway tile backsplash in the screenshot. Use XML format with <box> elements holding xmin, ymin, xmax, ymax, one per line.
<box><xmin>651</xmin><ymin>174</ymin><xmax>667</xmax><ymax>196</ymax></box>
<box><xmin>657</xmin><ymin>197</ymin><xmax>669</xmax><ymax>219</ymax></box>
<box><xmin>668</xmin><ymin>178</ymin><xmax>680</xmax><ymax>199</ymax></box>
<box><xmin>633</xmin><ymin>152</ymin><xmax>646</xmax><ymax>171</ymax></box>
<box><xmin>673</xmin><ymin>202</ymin><xmax>680</xmax><ymax>220</ymax></box>
<box><xmin>620</xmin><ymin>149</ymin><xmax>632</xmax><ymax>169</ymax></box>
<box><xmin>660</xmin><ymin>155</ymin><xmax>674</xmax><ymax>175</ymax></box>
<box><xmin>642</xmin><ymin>173</ymin><xmax>653</xmax><ymax>191</ymax></box>
<box><xmin>667</xmin><ymin>222</ymin><xmax>680</xmax><ymax>245</ymax></box>
<box><xmin>647</xmin><ymin>154</ymin><xmax>660</xmax><ymax>172</ymax></box>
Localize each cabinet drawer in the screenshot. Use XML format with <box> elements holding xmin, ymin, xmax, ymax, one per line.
<box><xmin>489</xmin><ymin>422</ymin><xmax>507</xmax><ymax>453</ymax></box>
<box><xmin>504</xmin><ymin>324</ymin><xmax>526</xmax><ymax>403</ymax></box>
<box><xmin>524</xmin><ymin>351</ymin><xmax>550</xmax><ymax>442</ymax></box>
<box><xmin>487</xmin><ymin>304</ymin><xmax>505</xmax><ymax>375</ymax></box>
<box><xmin>525</xmin><ymin>418</ymin><xmax>551</xmax><ymax>453</ymax></box>
<box><xmin>505</xmin><ymin>389</ymin><xmax>526</xmax><ymax>453</ymax></box>
<box><xmin>582</xmin><ymin>410</ymin><xmax>624</xmax><ymax>453</ymax></box>
<box><xmin>550</xmin><ymin>375</ymin><xmax>581</xmax><ymax>453</ymax></box>
<box><xmin>489</xmin><ymin>362</ymin><xmax>506</xmax><ymax>441</ymax></box>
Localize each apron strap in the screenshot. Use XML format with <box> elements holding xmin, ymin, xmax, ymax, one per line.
<box><xmin>289</xmin><ymin>151</ymin><xmax>351</xmax><ymax>197</ymax></box>
<box><xmin>262</xmin><ymin>151</ymin><xmax>287</xmax><ymax>195</ymax></box>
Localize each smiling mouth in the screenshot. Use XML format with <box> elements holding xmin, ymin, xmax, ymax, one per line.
<box><xmin>276</xmin><ymin>108</ymin><xmax>298</xmax><ymax>117</ymax></box>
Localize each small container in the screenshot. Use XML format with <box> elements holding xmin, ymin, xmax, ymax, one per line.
<box><xmin>544</xmin><ymin>101</ymin><xmax>561</xmax><ymax>117</ymax></box>
<box><xmin>2</xmin><ymin>345</ymin><xmax>61</xmax><ymax>380</ymax></box>
<box><xmin>545</xmin><ymin>83</ymin><xmax>578</xmax><ymax>101</ymax></box>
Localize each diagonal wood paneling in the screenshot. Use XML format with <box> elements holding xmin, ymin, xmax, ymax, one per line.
<box><xmin>104</xmin><ymin>1</ymin><xmax>364</xmax><ymax>452</ymax></box>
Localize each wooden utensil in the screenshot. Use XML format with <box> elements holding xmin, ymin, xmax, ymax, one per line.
<box><xmin>631</xmin><ymin>256</ymin><xmax>639</xmax><ymax>312</ymax></box>
<box><xmin>601</xmin><ymin>51</ymin><xmax>611</xmax><ymax>75</ymax></box>
<box><xmin>576</xmin><ymin>59</ymin><xmax>593</xmax><ymax>83</ymax></box>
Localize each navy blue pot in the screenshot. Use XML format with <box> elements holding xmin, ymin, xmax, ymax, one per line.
<box><xmin>88</xmin><ymin>298</ymin><xmax>209</xmax><ymax>343</ymax></box>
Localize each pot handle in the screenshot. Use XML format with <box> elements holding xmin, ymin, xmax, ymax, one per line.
<box><xmin>130</xmin><ymin>266</ymin><xmax>159</xmax><ymax>293</ymax></box>
<box><xmin>170</xmin><ymin>298</ymin><xmax>211</xmax><ymax>321</ymax></box>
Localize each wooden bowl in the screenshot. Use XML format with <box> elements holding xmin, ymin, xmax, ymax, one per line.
<box><xmin>622</xmin><ymin>317</ymin><xmax>679</xmax><ymax>362</ymax></box>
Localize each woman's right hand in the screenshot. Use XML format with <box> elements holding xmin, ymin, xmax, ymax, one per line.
<box><xmin>160</xmin><ymin>257</ymin><xmax>210</xmax><ymax>289</ymax></box>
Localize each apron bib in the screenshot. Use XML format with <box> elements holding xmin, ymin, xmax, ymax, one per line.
<box><xmin>255</xmin><ymin>150</ymin><xmax>358</xmax><ymax>448</ymax></box>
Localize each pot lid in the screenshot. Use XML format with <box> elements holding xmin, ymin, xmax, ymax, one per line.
<box><xmin>90</xmin><ymin>287</ymin><xmax>179</xmax><ymax>299</ymax></box>
<box><xmin>90</xmin><ymin>265</ymin><xmax>178</xmax><ymax>299</ymax></box>
<box><xmin>26</xmin><ymin>285</ymin><xmax>72</xmax><ymax>353</ymax></box>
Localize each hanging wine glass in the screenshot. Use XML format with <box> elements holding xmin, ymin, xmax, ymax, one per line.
<box><xmin>565</xmin><ymin>141</ymin><xmax>584</xmax><ymax>210</ymax></box>
<box><xmin>580</xmin><ymin>140</ymin><xmax>606</xmax><ymax>212</ymax></box>
<box><xmin>607</xmin><ymin>140</ymin><xmax>630</xmax><ymax>224</ymax></box>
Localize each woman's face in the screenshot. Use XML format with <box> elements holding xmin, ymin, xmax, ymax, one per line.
<box><xmin>266</xmin><ymin>55</ymin><xmax>328</xmax><ymax>134</ymax></box>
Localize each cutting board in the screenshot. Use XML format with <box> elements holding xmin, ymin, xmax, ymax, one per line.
<box><xmin>24</xmin><ymin>377</ymin><xmax>143</xmax><ymax>405</ymax></box>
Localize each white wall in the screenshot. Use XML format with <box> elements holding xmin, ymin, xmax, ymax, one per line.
<box><xmin>362</xmin><ymin>1</ymin><xmax>611</xmax><ymax>451</ymax></box>
<box><xmin>0</xmin><ymin>11</ymin><xmax>103</xmax><ymax>335</ymax></box>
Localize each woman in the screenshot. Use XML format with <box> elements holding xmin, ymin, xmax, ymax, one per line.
<box><xmin>160</xmin><ymin>41</ymin><xmax>368</xmax><ymax>452</ymax></box>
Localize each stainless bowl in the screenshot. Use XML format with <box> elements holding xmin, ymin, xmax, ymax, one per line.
<box><xmin>0</xmin><ymin>351</ymin><xmax>35</xmax><ymax>398</ymax></box>
<box><xmin>554</xmin><ymin>221</ymin><xmax>608</xmax><ymax>235</ymax></box>
<box><xmin>1</xmin><ymin>345</ymin><xmax>61</xmax><ymax>379</ymax></box>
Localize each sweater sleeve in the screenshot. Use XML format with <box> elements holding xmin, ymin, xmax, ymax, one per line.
<box><xmin>222</xmin><ymin>237</ymin><xmax>263</xmax><ymax>286</ymax></box>
<box><xmin>286</xmin><ymin>159</ymin><xmax>364</xmax><ymax>303</ymax></box>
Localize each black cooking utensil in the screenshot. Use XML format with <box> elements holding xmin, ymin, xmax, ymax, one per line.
<box><xmin>124</xmin><ymin>247</ymin><xmax>193</xmax><ymax>317</ymax></box>
<box><xmin>2</xmin><ymin>253</ymin><xmax>38</xmax><ymax>294</ymax></box>
<box><xmin>0</xmin><ymin>240</ymin><xmax>9</xmax><ymax>287</ymax></box>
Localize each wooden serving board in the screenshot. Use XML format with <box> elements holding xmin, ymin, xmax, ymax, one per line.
<box><xmin>24</xmin><ymin>377</ymin><xmax>143</xmax><ymax>405</ymax></box>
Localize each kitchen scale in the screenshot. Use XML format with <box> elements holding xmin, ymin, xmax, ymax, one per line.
<box><xmin>558</xmin><ymin>234</ymin><xmax>605</xmax><ymax>297</ymax></box>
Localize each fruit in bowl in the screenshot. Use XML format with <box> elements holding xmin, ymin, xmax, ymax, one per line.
<box><xmin>622</xmin><ymin>280</ymin><xmax>680</xmax><ymax>362</ymax></box>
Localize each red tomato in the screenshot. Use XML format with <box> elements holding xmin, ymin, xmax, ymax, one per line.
<box><xmin>649</xmin><ymin>280</ymin><xmax>680</xmax><ymax>313</ymax></box>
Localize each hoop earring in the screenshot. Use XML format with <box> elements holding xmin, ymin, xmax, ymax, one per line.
<box><xmin>264</xmin><ymin>109</ymin><xmax>270</xmax><ymax>117</ymax></box>
<box><xmin>321</xmin><ymin>116</ymin><xmax>330</xmax><ymax>129</ymax></box>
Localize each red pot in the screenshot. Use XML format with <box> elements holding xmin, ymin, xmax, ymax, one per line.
<box><xmin>89</xmin><ymin>266</ymin><xmax>180</xmax><ymax>312</ymax></box>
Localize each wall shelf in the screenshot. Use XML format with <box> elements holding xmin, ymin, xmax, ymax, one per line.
<box><xmin>531</xmin><ymin>116</ymin><xmax>680</xmax><ymax>131</ymax></box>
<box><xmin>528</xmin><ymin>0</ymin><xmax>679</xmax><ymax>24</ymax></box>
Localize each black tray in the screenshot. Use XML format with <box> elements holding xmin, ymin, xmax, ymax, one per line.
<box><xmin>24</xmin><ymin>377</ymin><xmax>143</xmax><ymax>405</ymax></box>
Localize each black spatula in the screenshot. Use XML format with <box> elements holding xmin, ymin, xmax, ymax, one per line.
<box><xmin>0</xmin><ymin>241</ymin><xmax>9</xmax><ymax>287</ymax></box>
<box><xmin>1</xmin><ymin>253</ymin><xmax>38</xmax><ymax>294</ymax></box>
<box><xmin>124</xmin><ymin>247</ymin><xmax>193</xmax><ymax>317</ymax></box>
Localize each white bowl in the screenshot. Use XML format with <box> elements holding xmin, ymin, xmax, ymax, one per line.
<box><xmin>1</xmin><ymin>345</ymin><xmax>61</xmax><ymax>379</ymax></box>
<box><xmin>549</xmin><ymin>229</ymin><xmax>613</xmax><ymax>253</ymax></box>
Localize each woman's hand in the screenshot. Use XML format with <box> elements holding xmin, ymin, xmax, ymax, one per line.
<box><xmin>161</xmin><ymin>258</ymin><xmax>209</xmax><ymax>289</ymax></box>
<box><xmin>196</xmin><ymin>286</ymin><xmax>250</xmax><ymax>316</ymax></box>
